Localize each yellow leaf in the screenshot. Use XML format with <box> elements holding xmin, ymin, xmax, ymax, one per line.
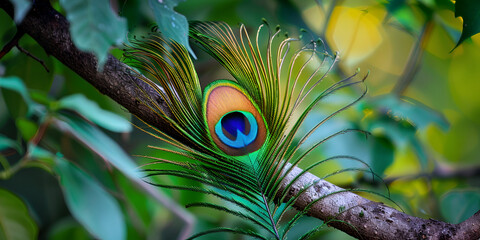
<box><xmin>326</xmin><ymin>6</ymin><xmax>383</xmax><ymax>67</ymax></box>
<box><xmin>448</xmin><ymin>40</ymin><xmax>480</xmax><ymax>126</ymax></box>
<box><xmin>384</xmin><ymin>147</ymin><xmax>420</xmax><ymax>178</ymax></box>
<box><xmin>301</xmin><ymin>5</ymin><xmax>326</xmax><ymax>33</ymax></box>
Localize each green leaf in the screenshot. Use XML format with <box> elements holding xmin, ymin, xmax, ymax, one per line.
<box><xmin>370</xmin><ymin>136</ymin><xmax>394</xmax><ymax>176</ymax></box>
<box><xmin>46</xmin><ymin>217</ymin><xmax>92</xmax><ymax>240</ymax></box>
<box><xmin>0</xmin><ymin>76</ymin><xmax>34</xmax><ymax>117</ymax></box>
<box><xmin>368</xmin><ymin>117</ymin><xmax>429</xmax><ymax>169</ymax></box>
<box><xmin>454</xmin><ymin>0</ymin><xmax>480</xmax><ymax>48</ymax></box>
<box><xmin>441</xmin><ymin>189</ymin><xmax>480</xmax><ymax>224</ymax></box>
<box><xmin>432</xmin><ymin>0</ymin><xmax>455</xmax><ymax>11</ymax></box>
<box><xmin>10</xmin><ymin>0</ymin><xmax>32</xmax><ymax>23</ymax></box>
<box><xmin>367</xmin><ymin>95</ymin><xmax>449</xmax><ymax>131</ymax></box>
<box><xmin>59</xmin><ymin>0</ymin><xmax>127</xmax><ymax>67</ymax></box>
<box><xmin>385</xmin><ymin>0</ymin><xmax>406</xmax><ymax>12</ymax></box>
<box><xmin>30</xmin><ymin>90</ymin><xmax>53</xmax><ymax>107</ymax></box>
<box><xmin>57</xmin><ymin>94</ymin><xmax>131</xmax><ymax>133</ymax></box>
<box><xmin>361</xmin><ymin>94</ymin><xmax>443</xmax><ymax>172</ymax></box>
<box><xmin>54</xmin><ymin>158</ymin><xmax>126</xmax><ymax>240</ymax></box>
<box><xmin>0</xmin><ymin>188</ymin><xmax>38</xmax><ymax>240</ymax></box>
<box><xmin>116</xmin><ymin>174</ymin><xmax>157</xmax><ymax>232</ymax></box>
<box><xmin>438</xmin><ymin>19</ymin><xmax>462</xmax><ymax>43</ymax></box>
<box><xmin>0</xmin><ymin>134</ymin><xmax>21</xmax><ymax>153</ymax></box>
<box><xmin>15</xmin><ymin>117</ymin><xmax>38</xmax><ymax>141</ymax></box>
<box><xmin>2</xmin><ymin>37</ymin><xmax>54</xmax><ymax>117</ymax></box>
<box><xmin>383</xmin><ymin>0</ymin><xmax>424</xmax><ymax>34</ymax></box>
<box><xmin>4</xmin><ymin>37</ymin><xmax>54</xmax><ymax>92</ymax></box>
<box><xmin>53</xmin><ymin>113</ymin><xmax>140</xmax><ymax>180</ymax></box>
<box><xmin>149</xmin><ymin>0</ymin><xmax>196</xmax><ymax>58</ymax></box>
<box><xmin>27</xmin><ymin>145</ymin><xmax>54</xmax><ymax>160</ymax></box>
<box><xmin>26</xmin><ymin>145</ymin><xmax>55</xmax><ymax>173</ymax></box>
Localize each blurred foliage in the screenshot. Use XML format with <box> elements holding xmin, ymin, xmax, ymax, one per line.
<box><xmin>0</xmin><ymin>188</ymin><xmax>37</xmax><ymax>239</ymax></box>
<box><xmin>148</xmin><ymin>0</ymin><xmax>195</xmax><ymax>58</ymax></box>
<box><xmin>453</xmin><ymin>0</ymin><xmax>480</xmax><ymax>48</ymax></box>
<box><xmin>1</xmin><ymin>0</ymin><xmax>480</xmax><ymax>239</ymax></box>
<box><xmin>59</xmin><ymin>0</ymin><xmax>127</xmax><ymax>67</ymax></box>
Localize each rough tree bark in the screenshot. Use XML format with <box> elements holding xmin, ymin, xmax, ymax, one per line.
<box><xmin>1</xmin><ymin>1</ymin><xmax>479</xmax><ymax>239</ymax></box>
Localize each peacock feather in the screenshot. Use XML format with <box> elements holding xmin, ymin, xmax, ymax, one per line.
<box><xmin>124</xmin><ymin>21</ymin><xmax>368</xmax><ymax>239</ymax></box>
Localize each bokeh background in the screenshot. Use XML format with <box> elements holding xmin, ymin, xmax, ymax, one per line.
<box><xmin>1</xmin><ymin>0</ymin><xmax>479</xmax><ymax>239</ymax></box>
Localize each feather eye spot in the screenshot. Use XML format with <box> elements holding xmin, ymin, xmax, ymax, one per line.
<box><xmin>204</xmin><ymin>81</ymin><xmax>267</xmax><ymax>156</ymax></box>
<box><xmin>215</xmin><ymin>111</ymin><xmax>258</xmax><ymax>149</ymax></box>
<box><xmin>220</xmin><ymin>111</ymin><xmax>248</xmax><ymax>138</ymax></box>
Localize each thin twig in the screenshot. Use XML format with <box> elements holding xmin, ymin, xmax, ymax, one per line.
<box><xmin>392</xmin><ymin>20</ymin><xmax>434</xmax><ymax>95</ymax></box>
<box><xmin>0</xmin><ymin>29</ymin><xmax>24</xmax><ymax>59</ymax></box>
<box><xmin>16</xmin><ymin>45</ymin><xmax>50</xmax><ymax>72</ymax></box>
<box><xmin>0</xmin><ymin>28</ymin><xmax>50</xmax><ymax>72</ymax></box>
<box><xmin>383</xmin><ymin>164</ymin><xmax>480</xmax><ymax>185</ymax></box>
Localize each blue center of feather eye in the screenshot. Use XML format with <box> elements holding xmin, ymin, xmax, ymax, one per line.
<box><xmin>221</xmin><ymin>112</ymin><xmax>246</xmax><ymax>137</ymax></box>
<box><xmin>214</xmin><ymin>111</ymin><xmax>258</xmax><ymax>149</ymax></box>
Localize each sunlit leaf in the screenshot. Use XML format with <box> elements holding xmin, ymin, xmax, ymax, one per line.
<box><xmin>443</xmin><ymin>23</ymin><xmax>462</xmax><ymax>44</ymax></box>
<box><xmin>59</xmin><ymin>0</ymin><xmax>127</xmax><ymax>67</ymax></box>
<box><xmin>54</xmin><ymin>158</ymin><xmax>125</xmax><ymax>240</ymax></box>
<box><xmin>384</xmin><ymin>149</ymin><xmax>420</xmax><ymax>182</ymax></box>
<box><xmin>53</xmin><ymin>113</ymin><xmax>139</xmax><ymax>180</ymax></box>
<box><xmin>389</xmin><ymin>178</ymin><xmax>429</xmax><ymax>216</ymax></box>
<box><xmin>441</xmin><ymin>118</ymin><xmax>480</xmax><ymax>163</ymax></box>
<box><xmin>326</xmin><ymin>6</ymin><xmax>383</xmax><ymax>66</ymax></box>
<box><xmin>149</xmin><ymin>0</ymin><xmax>196</xmax><ymax>58</ymax></box>
<box><xmin>448</xmin><ymin>42</ymin><xmax>480</xmax><ymax>126</ymax></box>
<box><xmin>441</xmin><ymin>189</ymin><xmax>480</xmax><ymax>224</ymax></box>
<box><xmin>300</xmin><ymin>4</ymin><xmax>326</xmax><ymax>33</ymax></box>
<box><xmin>0</xmin><ymin>188</ymin><xmax>38</xmax><ymax>240</ymax></box>
<box><xmin>454</xmin><ymin>0</ymin><xmax>480</xmax><ymax>49</ymax></box>
<box><xmin>10</xmin><ymin>0</ymin><xmax>32</xmax><ymax>23</ymax></box>
<box><xmin>57</xmin><ymin>94</ymin><xmax>131</xmax><ymax>133</ymax></box>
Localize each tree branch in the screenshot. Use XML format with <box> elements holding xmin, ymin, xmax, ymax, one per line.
<box><xmin>0</xmin><ymin>0</ymin><xmax>181</xmax><ymax>141</ymax></box>
<box><xmin>281</xmin><ymin>166</ymin><xmax>480</xmax><ymax>240</ymax></box>
<box><xmin>1</xmin><ymin>1</ymin><xmax>479</xmax><ymax>239</ymax></box>
<box><xmin>0</xmin><ymin>28</ymin><xmax>24</xmax><ymax>59</ymax></box>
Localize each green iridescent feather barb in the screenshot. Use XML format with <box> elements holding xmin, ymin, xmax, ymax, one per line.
<box><xmin>123</xmin><ymin>21</ymin><xmax>375</xmax><ymax>239</ymax></box>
